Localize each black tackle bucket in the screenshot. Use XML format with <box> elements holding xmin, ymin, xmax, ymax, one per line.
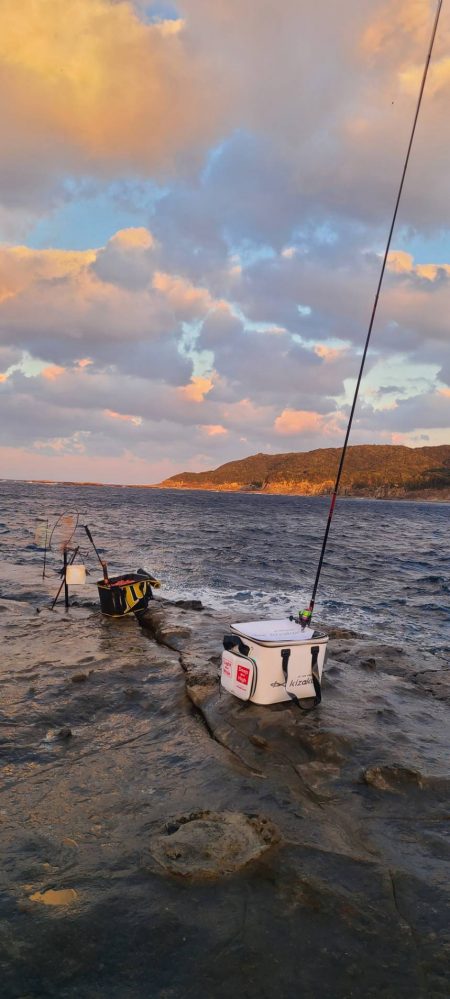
<box><xmin>97</xmin><ymin>572</ymin><xmax>155</xmax><ymax>617</ymax></box>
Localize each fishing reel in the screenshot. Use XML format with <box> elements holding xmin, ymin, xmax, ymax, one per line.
<box><xmin>289</xmin><ymin>608</ymin><xmax>312</xmax><ymax>630</ymax></box>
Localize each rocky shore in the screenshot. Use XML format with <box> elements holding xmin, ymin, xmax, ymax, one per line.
<box><xmin>157</xmin><ymin>482</ymin><xmax>450</xmax><ymax>501</ymax></box>
<box><xmin>1</xmin><ymin>594</ymin><xmax>449</xmax><ymax>998</ymax></box>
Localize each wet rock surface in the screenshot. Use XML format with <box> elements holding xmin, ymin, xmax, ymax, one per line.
<box><xmin>1</xmin><ymin>594</ymin><xmax>449</xmax><ymax>997</ymax></box>
<box><xmin>147</xmin><ymin>811</ymin><xmax>280</xmax><ymax>878</ymax></box>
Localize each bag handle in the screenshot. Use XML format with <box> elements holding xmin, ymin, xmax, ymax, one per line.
<box><xmin>281</xmin><ymin>645</ymin><xmax>321</xmax><ymax>711</ymax></box>
<box><xmin>223</xmin><ymin>634</ymin><xmax>250</xmax><ymax>656</ymax></box>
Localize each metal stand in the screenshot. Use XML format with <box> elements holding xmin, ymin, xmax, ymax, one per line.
<box><xmin>63</xmin><ymin>548</ymin><xmax>69</xmax><ymax>610</ymax></box>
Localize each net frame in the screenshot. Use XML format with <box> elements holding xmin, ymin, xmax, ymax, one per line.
<box><xmin>48</xmin><ymin>511</ymin><xmax>79</xmax><ymax>553</ymax></box>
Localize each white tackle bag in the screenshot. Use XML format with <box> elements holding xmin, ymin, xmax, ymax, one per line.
<box><xmin>221</xmin><ymin>618</ymin><xmax>328</xmax><ymax>709</ymax></box>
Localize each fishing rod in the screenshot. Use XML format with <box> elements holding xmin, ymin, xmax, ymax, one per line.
<box><xmin>299</xmin><ymin>0</ymin><xmax>443</xmax><ymax>627</ymax></box>
<box><xmin>84</xmin><ymin>525</ymin><xmax>109</xmax><ymax>583</ymax></box>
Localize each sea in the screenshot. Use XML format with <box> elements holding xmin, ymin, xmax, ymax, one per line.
<box><xmin>1</xmin><ymin>480</ymin><xmax>449</xmax><ymax>657</ymax></box>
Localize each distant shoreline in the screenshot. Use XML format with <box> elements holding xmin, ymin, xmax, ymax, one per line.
<box><xmin>152</xmin><ymin>483</ymin><xmax>450</xmax><ymax>502</ymax></box>
<box><xmin>2</xmin><ymin>478</ymin><xmax>450</xmax><ymax>503</ymax></box>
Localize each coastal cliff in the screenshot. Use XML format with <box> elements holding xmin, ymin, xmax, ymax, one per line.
<box><xmin>160</xmin><ymin>443</ymin><xmax>450</xmax><ymax>499</ymax></box>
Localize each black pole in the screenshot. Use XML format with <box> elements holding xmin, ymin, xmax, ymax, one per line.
<box><xmin>84</xmin><ymin>525</ymin><xmax>109</xmax><ymax>583</ymax></box>
<box><xmin>51</xmin><ymin>546</ymin><xmax>79</xmax><ymax>610</ymax></box>
<box><xmin>42</xmin><ymin>519</ymin><xmax>48</xmax><ymax>578</ymax></box>
<box><xmin>63</xmin><ymin>548</ymin><xmax>69</xmax><ymax>610</ymax></box>
<box><xmin>302</xmin><ymin>0</ymin><xmax>443</xmax><ymax>626</ymax></box>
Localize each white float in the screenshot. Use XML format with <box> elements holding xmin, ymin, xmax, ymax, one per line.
<box><xmin>65</xmin><ymin>564</ymin><xmax>87</xmax><ymax>585</ymax></box>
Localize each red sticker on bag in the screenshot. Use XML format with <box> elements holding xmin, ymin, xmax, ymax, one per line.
<box><xmin>223</xmin><ymin>657</ymin><xmax>232</xmax><ymax>677</ymax></box>
<box><xmin>236</xmin><ymin>665</ymin><xmax>250</xmax><ymax>686</ymax></box>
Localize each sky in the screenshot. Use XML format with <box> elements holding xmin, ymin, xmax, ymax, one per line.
<box><xmin>0</xmin><ymin>0</ymin><xmax>449</xmax><ymax>485</ymax></box>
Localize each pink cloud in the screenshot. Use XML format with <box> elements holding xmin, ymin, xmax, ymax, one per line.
<box><xmin>274</xmin><ymin>408</ymin><xmax>343</xmax><ymax>437</ymax></box>
<box><xmin>388</xmin><ymin>250</ymin><xmax>450</xmax><ymax>281</ymax></box>
<box><xmin>314</xmin><ymin>344</ymin><xmax>345</xmax><ymax>362</ymax></box>
<box><xmin>201</xmin><ymin>424</ymin><xmax>228</xmax><ymax>436</ymax></box>
<box><xmin>104</xmin><ymin>409</ymin><xmax>142</xmax><ymax>426</ymax></box>
<box><xmin>152</xmin><ymin>271</ymin><xmax>220</xmax><ymax>317</ymax></box>
<box><xmin>109</xmin><ymin>228</ymin><xmax>156</xmax><ymax>250</ymax></box>
<box><xmin>41</xmin><ymin>364</ymin><xmax>65</xmax><ymax>380</ymax></box>
<box><xmin>178</xmin><ymin>376</ymin><xmax>214</xmax><ymax>403</ymax></box>
<box><xmin>274</xmin><ymin>409</ymin><xmax>324</xmax><ymax>435</ymax></box>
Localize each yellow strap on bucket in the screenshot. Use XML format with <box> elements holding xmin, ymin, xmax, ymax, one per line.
<box><xmin>124</xmin><ymin>580</ymin><xmax>148</xmax><ymax>611</ymax></box>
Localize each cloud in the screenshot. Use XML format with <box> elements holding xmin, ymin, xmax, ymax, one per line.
<box><xmin>0</xmin><ymin>234</ymin><xmax>199</xmax><ymax>381</ymax></box>
<box><xmin>1</xmin><ymin>1</ymin><xmax>450</xmax><ymax>481</ymax></box>
<box><xmin>354</xmin><ymin>387</ymin><xmax>450</xmax><ymax>435</ymax></box>
<box><xmin>179</xmin><ymin>0</ymin><xmax>450</xmax><ymax>232</ymax></box>
<box><xmin>0</xmin><ymin>344</ymin><xmax>21</xmax><ymax>372</ymax></box>
<box><xmin>92</xmin><ymin>227</ymin><xmax>158</xmax><ymax>289</ymax></box>
<box><xmin>274</xmin><ymin>408</ymin><xmax>343</xmax><ymax>437</ymax></box>
<box><xmin>152</xmin><ymin>271</ymin><xmax>219</xmax><ymax>317</ymax></box>
<box><xmin>387</xmin><ymin>249</ymin><xmax>450</xmax><ymax>283</ymax></box>
<box><xmin>314</xmin><ymin>345</ymin><xmax>347</xmax><ymax>362</ymax></box>
<box><xmin>178</xmin><ymin>376</ymin><xmax>214</xmax><ymax>402</ymax></box>
<box><xmin>1</xmin><ymin>215</ymin><xmax>448</xmax><ymax>483</ymax></box>
<box><xmin>41</xmin><ymin>364</ymin><xmax>66</xmax><ymax>381</ymax></box>
<box><xmin>2</xmin><ymin>0</ymin><xmax>450</xmax><ymax>242</ymax></box>
<box><xmin>201</xmin><ymin>424</ymin><xmax>228</xmax><ymax>436</ymax></box>
<box><xmin>0</xmin><ymin>0</ymin><xmax>229</xmax><ymax>217</ymax></box>
<box><xmin>104</xmin><ymin>409</ymin><xmax>143</xmax><ymax>426</ymax></box>
<box><xmin>198</xmin><ymin>303</ymin><xmax>361</xmax><ymax>408</ymax></box>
